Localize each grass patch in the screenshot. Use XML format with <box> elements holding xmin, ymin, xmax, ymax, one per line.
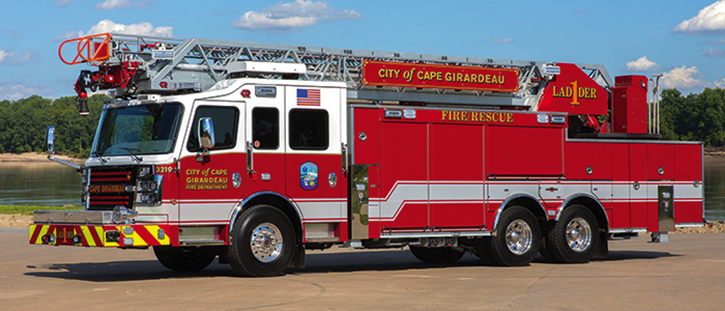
<box><xmin>0</xmin><ymin>205</ymin><xmax>82</xmax><ymax>215</ymax></box>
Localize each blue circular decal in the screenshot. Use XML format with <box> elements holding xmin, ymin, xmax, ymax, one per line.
<box><xmin>300</xmin><ymin>162</ymin><xmax>318</xmax><ymax>191</ymax></box>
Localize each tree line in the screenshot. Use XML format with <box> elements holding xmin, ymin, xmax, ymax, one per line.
<box><xmin>660</xmin><ymin>88</ymin><xmax>725</xmax><ymax>146</ymax></box>
<box><xmin>0</xmin><ymin>95</ymin><xmax>104</xmax><ymax>157</ymax></box>
<box><xmin>0</xmin><ymin>88</ymin><xmax>721</xmax><ymax>159</ymax></box>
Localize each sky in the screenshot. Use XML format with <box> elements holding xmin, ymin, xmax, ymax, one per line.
<box><xmin>1</xmin><ymin>0</ymin><xmax>725</xmax><ymax>100</ymax></box>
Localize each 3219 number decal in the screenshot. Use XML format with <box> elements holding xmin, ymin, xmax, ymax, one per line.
<box><xmin>156</xmin><ymin>166</ymin><xmax>173</xmax><ymax>174</ymax></box>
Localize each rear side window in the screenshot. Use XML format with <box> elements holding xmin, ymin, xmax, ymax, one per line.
<box><xmin>187</xmin><ymin>106</ymin><xmax>239</xmax><ymax>152</ymax></box>
<box><xmin>289</xmin><ymin>109</ymin><xmax>328</xmax><ymax>150</ymax></box>
<box><xmin>252</xmin><ymin>107</ymin><xmax>279</xmax><ymax>150</ymax></box>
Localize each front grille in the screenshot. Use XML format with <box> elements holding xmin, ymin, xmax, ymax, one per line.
<box><xmin>88</xmin><ymin>167</ymin><xmax>137</xmax><ymax>210</ymax></box>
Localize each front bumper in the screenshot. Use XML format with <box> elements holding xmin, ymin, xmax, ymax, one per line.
<box><xmin>29</xmin><ymin>223</ymin><xmax>172</xmax><ymax>247</ymax></box>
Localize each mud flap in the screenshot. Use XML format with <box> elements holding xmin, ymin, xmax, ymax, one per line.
<box><xmin>289</xmin><ymin>245</ymin><xmax>306</xmax><ymax>269</ymax></box>
<box><xmin>592</xmin><ymin>231</ymin><xmax>609</xmax><ymax>260</ymax></box>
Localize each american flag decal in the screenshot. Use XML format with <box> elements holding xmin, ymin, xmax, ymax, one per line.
<box><xmin>297</xmin><ymin>88</ymin><xmax>321</xmax><ymax>106</ymax></box>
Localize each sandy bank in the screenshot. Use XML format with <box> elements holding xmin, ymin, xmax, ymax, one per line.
<box><xmin>0</xmin><ymin>152</ymin><xmax>84</xmax><ymax>164</ymax></box>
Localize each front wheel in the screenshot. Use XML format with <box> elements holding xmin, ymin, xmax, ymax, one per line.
<box><xmin>478</xmin><ymin>206</ymin><xmax>540</xmax><ymax>266</ymax></box>
<box><xmin>409</xmin><ymin>246</ymin><xmax>464</xmax><ymax>265</ymax></box>
<box><xmin>153</xmin><ymin>246</ymin><xmax>217</xmax><ymax>271</ymax></box>
<box><xmin>227</xmin><ymin>205</ymin><xmax>295</xmax><ymax>277</ymax></box>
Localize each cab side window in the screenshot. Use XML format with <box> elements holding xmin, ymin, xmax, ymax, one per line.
<box><xmin>289</xmin><ymin>108</ymin><xmax>328</xmax><ymax>150</ymax></box>
<box><xmin>187</xmin><ymin>106</ymin><xmax>239</xmax><ymax>152</ymax></box>
<box><xmin>252</xmin><ymin>107</ymin><xmax>279</xmax><ymax>150</ymax></box>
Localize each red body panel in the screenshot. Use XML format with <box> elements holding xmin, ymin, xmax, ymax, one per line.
<box><xmin>486</xmin><ymin>125</ymin><xmax>563</xmax><ymax>177</ymax></box>
<box><xmin>429</xmin><ymin>123</ymin><xmax>485</xmax><ymax>228</ymax></box>
<box><xmin>538</xmin><ymin>63</ymin><xmax>608</xmax><ymax>116</ymax></box>
<box><xmin>612</xmin><ymin>76</ymin><xmax>648</xmax><ymax>134</ymax></box>
<box><xmin>357</xmin><ymin>106</ymin><xmax>702</xmax><ymax>236</ymax></box>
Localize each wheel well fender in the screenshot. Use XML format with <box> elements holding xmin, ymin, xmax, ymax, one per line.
<box><xmin>556</xmin><ymin>194</ymin><xmax>609</xmax><ymax>232</ymax></box>
<box><xmin>229</xmin><ymin>192</ymin><xmax>304</xmax><ymax>244</ymax></box>
<box><xmin>493</xmin><ymin>194</ymin><xmax>548</xmax><ymax>231</ymax></box>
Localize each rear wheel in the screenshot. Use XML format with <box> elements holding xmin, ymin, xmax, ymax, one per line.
<box><xmin>227</xmin><ymin>205</ymin><xmax>295</xmax><ymax>277</ymax></box>
<box><xmin>544</xmin><ymin>205</ymin><xmax>599</xmax><ymax>263</ymax></box>
<box><xmin>409</xmin><ymin>246</ymin><xmax>464</xmax><ymax>265</ymax></box>
<box><xmin>153</xmin><ymin>246</ymin><xmax>216</xmax><ymax>271</ymax></box>
<box><xmin>478</xmin><ymin>206</ymin><xmax>540</xmax><ymax>266</ymax></box>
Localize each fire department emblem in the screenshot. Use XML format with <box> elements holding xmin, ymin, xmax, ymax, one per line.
<box><xmin>300</xmin><ymin>162</ymin><xmax>318</xmax><ymax>190</ymax></box>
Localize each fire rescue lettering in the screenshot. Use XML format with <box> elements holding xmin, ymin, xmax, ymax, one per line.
<box><xmin>441</xmin><ymin>110</ymin><xmax>514</xmax><ymax>123</ymax></box>
<box><xmin>552</xmin><ymin>80</ymin><xmax>597</xmax><ymax>106</ymax></box>
<box><xmin>186</xmin><ymin>168</ymin><xmax>228</xmax><ymax>190</ymax></box>
<box><xmin>378</xmin><ymin>68</ymin><xmax>506</xmax><ymax>85</ymax></box>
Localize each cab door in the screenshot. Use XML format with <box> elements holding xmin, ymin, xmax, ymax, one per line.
<box><xmin>284</xmin><ymin>86</ymin><xmax>347</xmax><ymax>240</ymax></box>
<box><xmin>178</xmin><ymin>101</ymin><xmax>246</xmax><ymax>225</ymax></box>
<box><xmin>244</xmin><ymin>85</ymin><xmax>286</xmax><ymax>198</ymax></box>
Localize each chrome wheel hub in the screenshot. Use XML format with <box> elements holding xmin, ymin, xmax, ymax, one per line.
<box><xmin>250</xmin><ymin>223</ymin><xmax>283</xmax><ymax>262</ymax></box>
<box><xmin>505</xmin><ymin>220</ymin><xmax>533</xmax><ymax>255</ymax></box>
<box><xmin>566</xmin><ymin>217</ymin><xmax>592</xmax><ymax>252</ymax></box>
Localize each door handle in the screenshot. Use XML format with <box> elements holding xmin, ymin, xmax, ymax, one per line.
<box><xmin>341</xmin><ymin>142</ymin><xmax>348</xmax><ymax>176</ymax></box>
<box><xmin>246</xmin><ymin>141</ymin><xmax>254</xmax><ymax>175</ymax></box>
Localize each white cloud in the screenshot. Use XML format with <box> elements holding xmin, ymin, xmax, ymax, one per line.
<box><xmin>57</xmin><ymin>20</ymin><xmax>173</xmax><ymax>41</ymax></box>
<box><xmin>0</xmin><ymin>50</ymin><xmax>15</xmax><ymax>63</ymax></box>
<box><xmin>56</xmin><ymin>30</ymin><xmax>85</xmax><ymax>41</ymax></box>
<box><xmin>232</xmin><ymin>0</ymin><xmax>362</xmax><ymax>32</ymax></box>
<box><xmin>95</xmin><ymin>0</ymin><xmax>150</xmax><ymax>10</ymax></box>
<box><xmin>660</xmin><ymin>66</ymin><xmax>706</xmax><ymax>89</ymax></box>
<box><xmin>674</xmin><ymin>0</ymin><xmax>725</xmax><ymax>33</ymax></box>
<box><xmin>55</xmin><ymin>0</ymin><xmax>74</xmax><ymax>7</ymax></box>
<box><xmin>0</xmin><ymin>49</ymin><xmax>37</xmax><ymax>65</ymax></box>
<box><xmin>0</xmin><ymin>83</ymin><xmax>50</xmax><ymax>100</ymax></box>
<box><xmin>492</xmin><ymin>37</ymin><xmax>513</xmax><ymax>45</ymax></box>
<box><xmin>88</xmin><ymin>19</ymin><xmax>172</xmax><ymax>37</ymax></box>
<box><xmin>701</xmin><ymin>47</ymin><xmax>725</xmax><ymax>58</ymax></box>
<box><xmin>626</xmin><ymin>56</ymin><xmax>660</xmax><ymax>71</ymax></box>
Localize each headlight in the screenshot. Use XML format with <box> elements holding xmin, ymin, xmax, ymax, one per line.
<box><xmin>135</xmin><ymin>173</ymin><xmax>163</xmax><ymax>206</ymax></box>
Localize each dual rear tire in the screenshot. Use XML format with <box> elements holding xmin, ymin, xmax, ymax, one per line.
<box><xmin>540</xmin><ymin>204</ymin><xmax>599</xmax><ymax>263</ymax></box>
<box><xmin>476</xmin><ymin>206</ymin><xmax>541</xmax><ymax>266</ymax></box>
<box><xmin>474</xmin><ymin>204</ymin><xmax>600</xmax><ymax>266</ymax></box>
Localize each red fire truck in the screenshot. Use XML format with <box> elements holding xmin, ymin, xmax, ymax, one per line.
<box><xmin>30</xmin><ymin>33</ymin><xmax>703</xmax><ymax>276</ymax></box>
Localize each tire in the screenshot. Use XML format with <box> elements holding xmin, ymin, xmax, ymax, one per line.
<box><xmin>409</xmin><ymin>246</ymin><xmax>464</xmax><ymax>265</ymax></box>
<box><xmin>227</xmin><ymin>205</ymin><xmax>295</xmax><ymax>277</ymax></box>
<box><xmin>545</xmin><ymin>205</ymin><xmax>599</xmax><ymax>263</ymax></box>
<box><xmin>153</xmin><ymin>246</ymin><xmax>217</xmax><ymax>271</ymax></box>
<box><xmin>478</xmin><ymin>206</ymin><xmax>540</xmax><ymax>266</ymax></box>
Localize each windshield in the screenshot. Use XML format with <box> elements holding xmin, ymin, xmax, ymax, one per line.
<box><xmin>91</xmin><ymin>103</ymin><xmax>184</xmax><ymax>157</ymax></box>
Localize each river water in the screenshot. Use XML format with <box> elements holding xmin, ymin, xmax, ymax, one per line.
<box><xmin>2</xmin><ymin>159</ymin><xmax>725</xmax><ymax>221</ymax></box>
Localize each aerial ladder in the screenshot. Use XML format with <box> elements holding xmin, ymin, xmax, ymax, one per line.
<box><xmin>59</xmin><ymin>33</ymin><xmax>614</xmax><ymax>118</ymax></box>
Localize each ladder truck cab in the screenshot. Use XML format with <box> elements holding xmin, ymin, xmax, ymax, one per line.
<box><xmin>31</xmin><ymin>33</ymin><xmax>704</xmax><ymax>276</ymax></box>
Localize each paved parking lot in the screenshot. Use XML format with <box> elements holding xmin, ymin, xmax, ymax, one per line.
<box><xmin>2</xmin><ymin>227</ymin><xmax>724</xmax><ymax>310</ymax></box>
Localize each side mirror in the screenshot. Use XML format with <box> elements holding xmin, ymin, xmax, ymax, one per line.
<box><xmin>197</xmin><ymin>118</ymin><xmax>215</xmax><ymax>162</ymax></box>
<box><xmin>198</xmin><ymin>117</ymin><xmax>216</xmax><ymax>149</ymax></box>
<box><xmin>46</xmin><ymin>126</ymin><xmax>55</xmax><ymax>154</ymax></box>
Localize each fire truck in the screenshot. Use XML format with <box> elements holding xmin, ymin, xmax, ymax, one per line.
<box><xmin>30</xmin><ymin>33</ymin><xmax>703</xmax><ymax>276</ymax></box>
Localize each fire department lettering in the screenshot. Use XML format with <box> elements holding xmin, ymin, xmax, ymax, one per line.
<box><xmin>441</xmin><ymin>110</ymin><xmax>514</xmax><ymax>123</ymax></box>
<box><xmin>185</xmin><ymin>168</ymin><xmax>229</xmax><ymax>190</ymax></box>
<box><xmin>88</xmin><ymin>184</ymin><xmax>126</xmax><ymax>193</ymax></box>
<box><xmin>552</xmin><ymin>80</ymin><xmax>597</xmax><ymax>106</ymax></box>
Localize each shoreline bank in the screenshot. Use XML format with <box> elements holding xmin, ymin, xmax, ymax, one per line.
<box><xmin>0</xmin><ymin>152</ymin><xmax>84</xmax><ymax>164</ymax></box>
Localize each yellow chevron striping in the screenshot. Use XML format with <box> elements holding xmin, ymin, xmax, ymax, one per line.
<box><xmin>37</xmin><ymin>225</ymin><xmax>51</xmax><ymax>244</ymax></box>
<box><xmin>80</xmin><ymin>226</ymin><xmax>96</xmax><ymax>246</ymax></box>
<box><xmin>146</xmin><ymin>225</ymin><xmax>170</xmax><ymax>245</ymax></box>
<box><xmin>122</xmin><ymin>226</ymin><xmax>147</xmax><ymax>246</ymax></box>
<box><xmin>94</xmin><ymin>226</ymin><xmax>106</xmax><ymax>246</ymax></box>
